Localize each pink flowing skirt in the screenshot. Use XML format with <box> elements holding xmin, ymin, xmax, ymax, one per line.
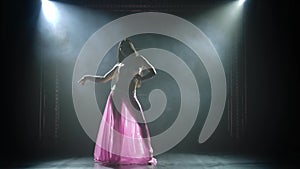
<box><xmin>94</xmin><ymin>91</ymin><xmax>157</xmax><ymax>165</ymax></box>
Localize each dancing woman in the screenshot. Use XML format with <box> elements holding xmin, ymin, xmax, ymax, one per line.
<box><xmin>78</xmin><ymin>39</ymin><xmax>157</xmax><ymax>165</ymax></box>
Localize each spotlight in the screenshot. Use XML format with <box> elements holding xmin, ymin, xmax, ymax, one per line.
<box><xmin>41</xmin><ymin>0</ymin><xmax>58</xmax><ymax>24</ymax></box>
<box><xmin>238</xmin><ymin>0</ymin><xmax>246</xmax><ymax>6</ymax></box>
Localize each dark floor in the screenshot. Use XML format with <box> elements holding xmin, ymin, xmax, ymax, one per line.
<box><xmin>5</xmin><ymin>153</ymin><xmax>297</xmax><ymax>169</ymax></box>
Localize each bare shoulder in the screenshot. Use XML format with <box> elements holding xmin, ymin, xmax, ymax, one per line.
<box><xmin>107</xmin><ymin>63</ymin><xmax>123</xmax><ymax>75</ymax></box>
<box><xmin>113</xmin><ymin>63</ymin><xmax>124</xmax><ymax>68</ymax></box>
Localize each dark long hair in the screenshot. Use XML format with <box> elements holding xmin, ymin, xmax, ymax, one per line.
<box><xmin>117</xmin><ymin>39</ymin><xmax>137</xmax><ymax>63</ymax></box>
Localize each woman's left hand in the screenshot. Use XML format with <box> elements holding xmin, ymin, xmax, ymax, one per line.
<box><xmin>134</xmin><ymin>74</ymin><xmax>142</xmax><ymax>88</ymax></box>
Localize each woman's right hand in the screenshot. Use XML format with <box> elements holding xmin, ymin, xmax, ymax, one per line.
<box><xmin>134</xmin><ymin>74</ymin><xmax>142</xmax><ymax>88</ymax></box>
<box><xmin>78</xmin><ymin>75</ymin><xmax>88</xmax><ymax>85</ymax></box>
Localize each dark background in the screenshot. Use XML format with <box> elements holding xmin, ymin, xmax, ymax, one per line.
<box><xmin>1</xmin><ymin>0</ymin><xmax>297</xmax><ymax>167</ymax></box>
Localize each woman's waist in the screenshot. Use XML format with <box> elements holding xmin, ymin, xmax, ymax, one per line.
<box><xmin>111</xmin><ymin>87</ymin><xmax>136</xmax><ymax>95</ymax></box>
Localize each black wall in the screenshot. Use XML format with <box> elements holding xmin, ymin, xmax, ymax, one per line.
<box><xmin>243</xmin><ymin>0</ymin><xmax>297</xmax><ymax>157</ymax></box>
<box><xmin>2</xmin><ymin>0</ymin><xmax>42</xmax><ymax>166</ymax></box>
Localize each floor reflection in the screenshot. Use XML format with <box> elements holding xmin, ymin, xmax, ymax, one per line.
<box><xmin>8</xmin><ymin>153</ymin><xmax>294</xmax><ymax>169</ymax></box>
<box><xmin>94</xmin><ymin>162</ymin><xmax>156</xmax><ymax>169</ymax></box>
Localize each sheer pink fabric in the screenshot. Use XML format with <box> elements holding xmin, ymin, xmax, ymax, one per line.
<box><xmin>94</xmin><ymin>91</ymin><xmax>157</xmax><ymax>165</ymax></box>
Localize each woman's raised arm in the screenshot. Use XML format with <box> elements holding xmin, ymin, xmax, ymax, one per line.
<box><xmin>78</xmin><ymin>64</ymin><xmax>120</xmax><ymax>85</ymax></box>
<box><xmin>138</xmin><ymin>55</ymin><xmax>157</xmax><ymax>81</ymax></box>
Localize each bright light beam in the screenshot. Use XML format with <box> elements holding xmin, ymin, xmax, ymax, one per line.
<box><xmin>238</xmin><ymin>0</ymin><xmax>246</xmax><ymax>6</ymax></box>
<box><xmin>41</xmin><ymin>0</ymin><xmax>58</xmax><ymax>25</ymax></box>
